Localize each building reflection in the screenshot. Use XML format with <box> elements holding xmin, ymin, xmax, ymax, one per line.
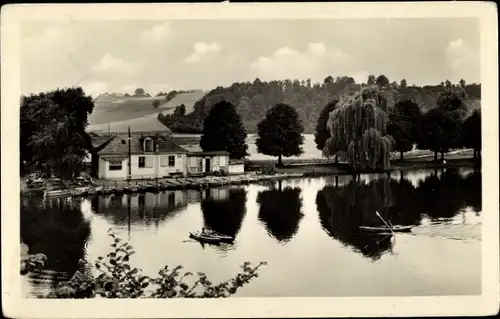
<box><xmin>90</xmin><ymin>191</ymin><xmax>189</xmax><ymax>229</ymax></box>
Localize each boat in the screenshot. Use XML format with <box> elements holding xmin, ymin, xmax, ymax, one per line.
<box><xmin>359</xmin><ymin>225</ymin><xmax>414</xmax><ymax>233</ymax></box>
<box><xmin>44</xmin><ymin>189</ymin><xmax>71</xmax><ymax>198</ymax></box>
<box><xmin>189</xmin><ymin>230</ymin><xmax>234</xmax><ymax>244</ymax></box>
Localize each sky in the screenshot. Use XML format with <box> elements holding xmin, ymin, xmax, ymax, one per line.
<box><xmin>20</xmin><ymin>18</ymin><xmax>480</xmax><ymax>97</ymax></box>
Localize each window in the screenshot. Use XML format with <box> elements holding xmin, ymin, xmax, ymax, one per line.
<box><xmin>109</xmin><ymin>160</ymin><xmax>122</xmax><ymax>171</ymax></box>
<box><xmin>168</xmin><ymin>193</ymin><xmax>175</xmax><ymax>206</ymax></box>
<box><xmin>160</xmin><ymin>155</ymin><xmax>175</xmax><ymax>167</ymax></box>
<box><xmin>144</xmin><ymin>138</ymin><xmax>154</xmax><ymax>152</ymax></box>
<box><xmin>219</xmin><ymin>156</ymin><xmax>227</xmax><ymax>166</ymax></box>
<box><xmin>168</xmin><ymin>155</ymin><xmax>175</xmax><ymax>167</ymax></box>
<box><xmin>138</xmin><ymin>156</ymin><xmax>154</xmax><ymax>168</ymax></box>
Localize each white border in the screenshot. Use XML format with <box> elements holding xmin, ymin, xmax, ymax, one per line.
<box><xmin>2</xmin><ymin>2</ymin><xmax>499</xmax><ymax>318</ymax></box>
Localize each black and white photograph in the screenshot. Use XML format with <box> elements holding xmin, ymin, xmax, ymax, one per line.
<box><xmin>1</xmin><ymin>2</ymin><xmax>499</xmax><ymax>318</ymax></box>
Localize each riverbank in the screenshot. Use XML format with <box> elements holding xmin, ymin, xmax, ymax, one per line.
<box><xmin>21</xmin><ymin>154</ymin><xmax>480</xmax><ymax>199</ymax></box>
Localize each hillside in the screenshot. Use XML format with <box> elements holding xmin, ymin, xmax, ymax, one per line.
<box><xmin>158</xmin><ymin>79</ymin><xmax>481</xmax><ymax>134</ymax></box>
<box><xmin>159</xmin><ymin>90</ymin><xmax>207</xmax><ymax>114</ymax></box>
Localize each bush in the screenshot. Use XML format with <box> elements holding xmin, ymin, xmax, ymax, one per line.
<box><xmin>22</xmin><ymin>229</ymin><xmax>267</xmax><ymax>299</ymax></box>
<box><xmin>260</xmin><ymin>164</ymin><xmax>277</xmax><ymax>176</ymax></box>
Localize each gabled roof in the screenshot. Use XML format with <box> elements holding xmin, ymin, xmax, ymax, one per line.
<box><xmin>91</xmin><ymin>135</ymin><xmax>116</xmax><ymax>150</ymax></box>
<box><xmin>97</xmin><ymin>132</ymin><xmax>187</xmax><ymax>155</ymax></box>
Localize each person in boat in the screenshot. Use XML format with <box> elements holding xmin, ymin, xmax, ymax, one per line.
<box><xmin>201</xmin><ymin>227</ymin><xmax>215</xmax><ymax>236</ymax></box>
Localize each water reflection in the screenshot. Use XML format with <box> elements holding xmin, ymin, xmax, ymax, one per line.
<box><xmin>200</xmin><ymin>188</ymin><xmax>247</xmax><ymax>239</ymax></box>
<box><xmin>21</xmin><ymin>168</ymin><xmax>482</xmax><ymax>297</ymax></box>
<box><xmin>316</xmin><ymin>168</ymin><xmax>482</xmax><ymax>261</ymax></box>
<box><xmin>257</xmin><ymin>181</ymin><xmax>304</xmax><ymax>244</ymax></box>
<box><xmin>21</xmin><ymin>197</ymin><xmax>91</xmax><ymax>290</ymax></box>
<box><xmin>90</xmin><ymin>191</ymin><xmax>188</xmax><ymax>229</ymax></box>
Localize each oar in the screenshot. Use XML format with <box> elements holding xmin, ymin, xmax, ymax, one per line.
<box><xmin>376</xmin><ymin>211</ymin><xmax>395</xmax><ymax>236</ymax></box>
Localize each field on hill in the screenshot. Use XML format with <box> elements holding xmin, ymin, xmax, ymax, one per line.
<box><xmin>159</xmin><ymin>91</ymin><xmax>206</xmax><ymax>114</ymax></box>
<box><xmin>87</xmin><ymin>92</ymin><xmax>206</xmax><ymax>132</ymax></box>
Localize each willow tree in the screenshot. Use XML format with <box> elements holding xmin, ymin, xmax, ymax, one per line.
<box><xmin>323</xmin><ymin>87</ymin><xmax>395</xmax><ymax>171</ymax></box>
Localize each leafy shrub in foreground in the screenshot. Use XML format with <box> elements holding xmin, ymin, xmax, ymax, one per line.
<box><xmin>22</xmin><ymin>229</ymin><xmax>267</xmax><ymax>299</ymax></box>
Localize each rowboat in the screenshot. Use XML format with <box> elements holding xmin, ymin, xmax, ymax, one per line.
<box><xmin>44</xmin><ymin>189</ymin><xmax>71</xmax><ymax>198</ymax></box>
<box><xmin>359</xmin><ymin>225</ymin><xmax>413</xmax><ymax>233</ymax></box>
<box><xmin>189</xmin><ymin>231</ymin><xmax>234</xmax><ymax>244</ymax></box>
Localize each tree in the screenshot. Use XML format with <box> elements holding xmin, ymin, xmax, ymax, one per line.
<box><xmin>437</xmin><ymin>87</ymin><xmax>468</xmax><ymax>120</ymax></box>
<box><xmin>387</xmin><ymin>100</ymin><xmax>422</xmax><ymax>160</ymax></box>
<box><xmin>400</xmin><ymin>79</ymin><xmax>408</xmax><ymax>88</ymax></box>
<box><xmin>461</xmin><ymin>109</ymin><xmax>481</xmax><ymax>159</ymax></box>
<box><xmin>324</xmin><ymin>76</ymin><xmax>334</xmax><ymax>86</ymax></box>
<box><xmin>444</xmin><ymin>80</ymin><xmax>452</xmax><ymax>88</ymax></box>
<box><xmin>314</xmin><ymin>100</ymin><xmax>338</xmax><ymax>152</ymax></box>
<box><xmin>152</xmin><ymin>100</ymin><xmax>161</xmax><ymax>108</ymax></box>
<box><xmin>20</xmin><ymin>87</ymin><xmax>95</xmax><ymax>179</ymax></box>
<box><xmin>323</xmin><ymin>87</ymin><xmax>395</xmax><ymax>171</ymax></box>
<box><xmin>173</xmin><ymin>104</ymin><xmax>186</xmax><ymax>116</ymax></box>
<box><xmin>256</xmin><ymin>103</ymin><xmax>304</xmax><ymax>166</ymax></box>
<box><xmin>417</xmin><ymin>108</ymin><xmax>461</xmax><ymax>161</ymax></box>
<box><xmin>134</xmin><ymin>88</ymin><xmax>145</xmax><ymax>96</ymax></box>
<box><xmin>376</xmin><ymin>75</ymin><xmax>390</xmax><ymax>89</ymax></box>
<box><xmin>367</xmin><ymin>75</ymin><xmax>376</xmax><ymax>86</ymax></box>
<box><xmin>459</xmin><ymin>79</ymin><xmax>466</xmax><ymax>88</ymax></box>
<box><xmin>200</xmin><ymin>100</ymin><xmax>248</xmax><ymax>159</ymax></box>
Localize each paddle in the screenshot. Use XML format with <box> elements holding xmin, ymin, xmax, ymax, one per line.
<box><xmin>376</xmin><ymin>211</ymin><xmax>395</xmax><ymax>237</ymax></box>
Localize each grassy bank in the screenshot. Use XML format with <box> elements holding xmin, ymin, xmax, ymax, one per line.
<box><xmin>247</xmin><ymin>151</ymin><xmax>478</xmax><ymax>176</ymax></box>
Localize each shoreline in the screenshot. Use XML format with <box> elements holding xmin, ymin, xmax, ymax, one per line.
<box><xmin>21</xmin><ymin>157</ymin><xmax>480</xmax><ymax>199</ymax></box>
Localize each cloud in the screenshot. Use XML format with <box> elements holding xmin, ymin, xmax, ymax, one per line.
<box><xmin>307</xmin><ymin>43</ymin><xmax>327</xmax><ymax>57</ymax></box>
<box><xmin>445</xmin><ymin>38</ymin><xmax>480</xmax><ymax>82</ymax></box>
<box><xmin>92</xmin><ymin>54</ymin><xmax>139</xmax><ymax>75</ymax></box>
<box><xmin>248</xmin><ymin>43</ymin><xmax>352</xmax><ymax>82</ymax></box>
<box><xmin>184</xmin><ymin>42</ymin><xmax>222</xmax><ymax>63</ymax></box>
<box><xmin>140</xmin><ymin>21</ymin><xmax>171</xmax><ymax>44</ymax></box>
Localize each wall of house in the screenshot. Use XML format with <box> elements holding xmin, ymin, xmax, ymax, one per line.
<box><xmin>186</xmin><ymin>155</ymin><xmax>230</xmax><ymax>174</ymax></box>
<box><xmin>98</xmin><ymin>157</ymin><xmax>128</xmax><ymax>180</ymax></box>
<box><xmin>157</xmin><ymin>153</ymin><xmax>187</xmax><ymax>177</ymax></box>
<box><xmin>228</xmin><ymin>163</ymin><xmax>245</xmax><ymax>175</ymax></box>
<box><xmin>99</xmin><ymin>153</ymin><xmax>187</xmax><ymax>180</ymax></box>
<box><xmin>130</xmin><ymin>154</ymin><xmax>156</xmax><ymax>179</ymax></box>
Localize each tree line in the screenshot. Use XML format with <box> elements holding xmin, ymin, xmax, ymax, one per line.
<box><xmin>157</xmin><ymin>75</ymin><xmax>481</xmax><ymax>134</ymax></box>
<box><xmin>199</xmin><ymin>84</ymin><xmax>481</xmax><ymax>171</ymax></box>
<box><xmin>20</xmin><ymin>80</ymin><xmax>481</xmax><ymax>180</ymax></box>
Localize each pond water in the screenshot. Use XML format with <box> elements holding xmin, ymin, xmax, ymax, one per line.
<box><xmin>21</xmin><ymin>167</ymin><xmax>482</xmax><ymax>297</ymax></box>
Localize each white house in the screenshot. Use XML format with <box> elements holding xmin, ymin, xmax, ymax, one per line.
<box><xmin>93</xmin><ymin>131</ymin><xmax>234</xmax><ymax>180</ymax></box>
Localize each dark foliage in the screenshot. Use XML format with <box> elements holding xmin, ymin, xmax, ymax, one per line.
<box><xmin>256</xmin><ymin>103</ymin><xmax>304</xmax><ymax>165</ymax></box>
<box><xmin>20</xmin><ymin>87</ymin><xmax>95</xmax><ymax>179</ymax></box>
<box><xmin>199</xmin><ymin>100</ymin><xmax>248</xmax><ymax>159</ymax></box>
<box><xmin>314</xmin><ymin>100</ymin><xmax>338</xmax><ymax>151</ymax></box>
<box><xmin>387</xmin><ymin>100</ymin><xmax>422</xmax><ymax>160</ymax></box>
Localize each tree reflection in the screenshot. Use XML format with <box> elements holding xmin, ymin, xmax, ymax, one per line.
<box><xmin>200</xmin><ymin>188</ymin><xmax>247</xmax><ymax>238</ymax></box>
<box><xmin>90</xmin><ymin>191</ymin><xmax>188</xmax><ymax>228</ymax></box>
<box><xmin>21</xmin><ymin>197</ymin><xmax>91</xmax><ymax>275</ymax></box>
<box><xmin>257</xmin><ymin>182</ymin><xmax>304</xmax><ymax>244</ymax></box>
<box><xmin>316</xmin><ymin>168</ymin><xmax>482</xmax><ymax>261</ymax></box>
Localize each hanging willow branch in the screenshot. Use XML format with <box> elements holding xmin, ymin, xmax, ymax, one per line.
<box><xmin>324</xmin><ymin>87</ymin><xmax>395</xmax><ymax>171</ymax></box>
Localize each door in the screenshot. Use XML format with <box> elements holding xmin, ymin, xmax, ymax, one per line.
<box><xmin>205</xmin><ymin>158</ymin><xmax>211</xmax><ymax>173</ymax></box>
